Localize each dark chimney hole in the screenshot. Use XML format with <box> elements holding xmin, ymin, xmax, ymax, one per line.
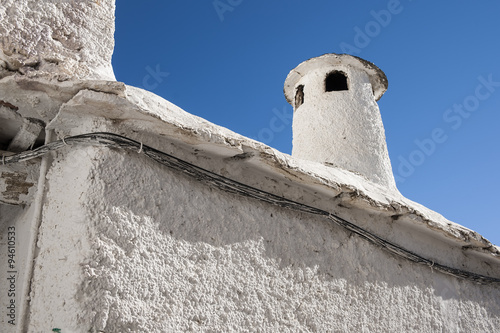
<box><xmin>295</xmin><ymin>85</ymin><xmax>304</xmax><ymax>108</ymax></box>
<box><xmin>325</xmin><ymin>71</ymin><xmax>348</xmax><ymax>92</ymax></box>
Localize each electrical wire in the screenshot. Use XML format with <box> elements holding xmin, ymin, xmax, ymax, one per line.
<box><xmin>3</xmin><ymin>132</ymin><xmax>500</xmax><ymax>284</ymax></box>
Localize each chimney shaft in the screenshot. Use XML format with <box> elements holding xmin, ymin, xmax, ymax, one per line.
<box><xmin>284</xmin><ymin>54</ymin><xmax>395</xmax><ymax>189</ymax></box>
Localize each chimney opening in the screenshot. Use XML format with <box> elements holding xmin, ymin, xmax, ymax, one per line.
<box><xmin>325</xmin><ymin>71</ymin><xmax>348</xmax><ymax>92</ymax></box>
<box><xmin>295</xmin><ymin>85</ymin><xmax>304</xmax><ymax>109</ymax></box>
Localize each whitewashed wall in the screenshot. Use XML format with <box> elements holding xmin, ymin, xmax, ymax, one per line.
<box><xmin>14</xmin><ymin>145</ymin><xmax>499</xmax><ymax>332</ymax></box>
<box><xmin>0</xmin><ymin>0</ymin><xmax>115</xmax><ymax>80</ymax></box>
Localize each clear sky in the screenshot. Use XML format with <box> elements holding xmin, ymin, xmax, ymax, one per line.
<box><xmin>113</xmin><ymin>1</ymin><xmax>500</xmax><ymax>246</ymax></box>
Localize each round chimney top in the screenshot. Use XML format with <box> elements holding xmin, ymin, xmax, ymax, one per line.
<box><xmin>284</xmin><ymin>53</ymin><xmax>388</xmax><ymax>103</ymax></box>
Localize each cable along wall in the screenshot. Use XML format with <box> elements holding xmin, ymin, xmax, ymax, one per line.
<box><xmin>3</xmin><ymin>132</ymin><xmax>499</xmax><ymax>285</ymax></box>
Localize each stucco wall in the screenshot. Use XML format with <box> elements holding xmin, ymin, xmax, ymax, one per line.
<box><xmin>0</xmin><ymin>0</ymin><xmax>115</xmax><ymax>80</ymax></box>
<box><xmin>24</xmin><ymin>145</ymin><xmax>500</xmax><ymax>332</ymax></box>
<box><xmin>0</xmin><ymin>203</ymin><xmax>37</xmax><ymax>329</ymax></box>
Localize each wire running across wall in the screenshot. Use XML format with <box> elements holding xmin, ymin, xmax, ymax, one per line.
<box><xmin>3</xmin><ymin>132</ymin><xmax>500</xmax><ymax>285</ymax></box>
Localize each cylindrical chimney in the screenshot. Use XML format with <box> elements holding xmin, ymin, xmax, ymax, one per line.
<box><xmin>284</xmin><ymin>53</ymin><xmax>395</xmax><ymax>189</ymax></box>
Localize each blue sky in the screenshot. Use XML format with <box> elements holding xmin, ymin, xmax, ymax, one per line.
<box><xmin>113</xmin><ymin>1</ymin><xmax>500</xmax><ymax>246</ymax></box>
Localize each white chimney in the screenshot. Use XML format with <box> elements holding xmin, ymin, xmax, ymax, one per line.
<box><xmin>284</xmin><ymin>53</ymin><xmax>395</xmax><ymax>189</ymax></box>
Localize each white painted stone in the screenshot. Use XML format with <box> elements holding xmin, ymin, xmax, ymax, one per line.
<box><xmin>284</xmin><ymin>54</ymin><xmax>395</xmax><ymax>189</ymax></box>
<box><xmin>0</xmin><ymin>0</ymin><xmax>116</xmax><ymax>80</ymax></box>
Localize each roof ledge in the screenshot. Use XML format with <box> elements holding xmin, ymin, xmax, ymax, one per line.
<box><xmin>43</xmin><ymin>82</ymin><xmax>499</xmax><ymax>262</ymax></box>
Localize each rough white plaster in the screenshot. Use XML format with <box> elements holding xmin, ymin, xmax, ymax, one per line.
<box><xmin>0</xmin><ymin>0</ymin><xmax>116</xmax><ymax>80</ymax></box>
<box><xmin>24</xmin><ymin>146</ymin><xmax>500</xmax><ymax>332</ymax></box>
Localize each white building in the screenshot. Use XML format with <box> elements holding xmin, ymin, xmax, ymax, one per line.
<box><xmin>1</xmin><ymin>1</ymin><xmax>499</xmax><ymax>332</ymax></box>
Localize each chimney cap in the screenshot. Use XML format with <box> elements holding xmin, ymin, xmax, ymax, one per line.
<box><xmin>284</xmin><ymin>53</ymin><xmax>388</xmax><ymax>103</ymax></box>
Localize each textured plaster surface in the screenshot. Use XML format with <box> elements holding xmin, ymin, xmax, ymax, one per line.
<box><xmin>0</xmin><ymin>0</ymin><xmax>115</xmax><ymax>80</ymax></box>
<box><xmin>26</xmin><ymin>146</ymin><xmax>500</xmax><ymax>332</ymax></box>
